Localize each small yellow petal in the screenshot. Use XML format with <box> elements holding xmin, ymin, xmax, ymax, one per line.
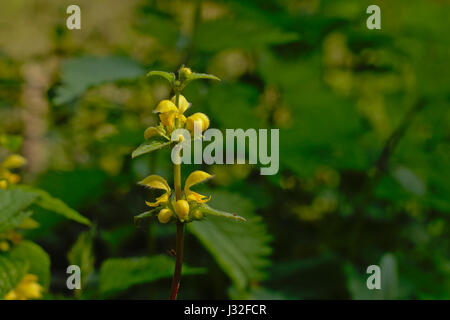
<box><xmin>184</xmin><ymin>171</ymin><xmax>213</xmax><ymax>203</ymax></box>
<box><xmin>153</xmin><ymin>100</ymin><xmax>178</xmax><ymax>114</ymax></box>
<box><xmin>185</xmin><ymin>170</ymin><xmax>213</xmax><ymax>191</ymax></box>
<box><xmin>159</xmin><ymin>111</ymin><xmax>177</xmax><ymax>128</ymax></box>
<box><xmin>145</xmin><ymin>193</ymin><xmax>170</xmax><ymax>207</ymax></box>
<box><xmin>187</xmin><ymin>192</ymin><xmax>211</xmax><ymax>204</ymax></box>
<box><xmin>171</xmin><ymin>94</ymin><xmax>190</xmax><ymax>114</ymax></box>
<box><xmin>139</xmin><ymin>175</ymin><xmax>171</xmax><ymax>192</ymax></box>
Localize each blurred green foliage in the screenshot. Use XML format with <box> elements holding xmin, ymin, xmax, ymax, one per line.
<box><xmin>0</xmin><ymin>0</ymin><xmax>448</xmax><ymax>299</ymax></box>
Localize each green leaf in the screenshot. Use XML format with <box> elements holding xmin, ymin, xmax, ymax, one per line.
<box><xmin>54</xmin><ymin>56</ymin><xmax>145</xmax><ymax>105</ymax></box>
<box><xmin>68</xmin><ymin>228</ymin><xmax>95</xmax><ymax>288</ymax></box>
<box><xmin>0</xmin><ymin>189</ymin><xmax>38</xmax><ymax>233</ymax></box>
<box><xmin>0</xmin><ymin>255</ymin><xmax>28</xmax><ymax>298</ymax></box>
<box><xmin>134</xmin><ymin>208</ymin><xmax>159</xmax><ymax>225</ymax></box>
<box><xmin>147</xmin><ymin>70</ymin><xmax>175</xmax><ymax>85</ymax></box>
<box><xmin>131</xmin><ymin>136</ymin><xmax>172</xmax><ymax>159</ymax></box>
<box><xmin>199</xmin><ymin>203</ymin><xmax>246</xmax><ymax>222</ymax></box>
<box><xmin>16</xmin><ymin>186</ymin><xmax>91</xmax><ymax>226</ymax></box>
<box><xmin>99</xmin><ymin>255</ymin><xmax>206</xmax><ymax>296</ymax></box>
<box><xmin>182</xmin><ymin>72</ymin><xmax>221</xmax><ymax>89</ymax></box>
<box><xmin>188</xmin><ymin>191</ymin><xmax>272</xmax><ymax>290</ymax></box>
<box><xmin>8</xmin><ymin>240</ymin><xmax>51</xmax><ymax>289</ymax></box>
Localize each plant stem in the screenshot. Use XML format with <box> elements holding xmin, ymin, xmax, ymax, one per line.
<box><xmin>174</xmin><ymin>163</ymin><xmax>182</xmax><ymax>200</ymax></box>
<box><xmin>169</xmin><ymin>92</ymin><xmax>184</xmax><ymax>300</ymax></box>
<box><xmin>169</xmin><ymin>221</ymin><xmax>184</xmax><ymax>300</ymax></box>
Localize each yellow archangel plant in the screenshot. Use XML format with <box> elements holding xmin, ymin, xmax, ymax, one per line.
<box><xmin>0</xmin><ymin>146</ymin><xmax>43</xmax><ymax>300</ymax></box>
<box><xmin>132</xmin><ymin>66</ymin><xmax>246</xmax><ymax>300</ymax></box>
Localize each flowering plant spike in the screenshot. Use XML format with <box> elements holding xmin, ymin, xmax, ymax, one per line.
<box><xmin>132</xmin><ymin>66</ymin><xmax>245</xmax><ymax>299</ymax></box>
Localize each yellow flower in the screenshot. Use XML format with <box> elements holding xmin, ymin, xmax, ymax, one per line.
<box><xmin>186</xmin><ymin>113</ymin><xmax>210</xmax><ymax>132</ymax></box>
<box><xmin>139</xmin><ymin>170</ymin><xmax>213</xmax><ymax>222</ymax></box>
<box><xmin>4</xmin><ymin>274</ymin><xmax>43</xmax><ymax>300</ymax></box>
<box><xmin>184</xmin><ymin>170</ymin><xmax>212</xmax><ymax>203</ymax></box>
<box><xmin>0</xmin><ymin>154</ymin><xmax>26</xmax><ymax>187</ymax></box>
<box><xmin>139</xmin><ymin>175</ymin><xmax>172</xmax><ymax>207</ymax></box>
<box><xmin>153</xmin><ymin>97</ymin><xmax>192</xmax><ymax>132</ymax></box>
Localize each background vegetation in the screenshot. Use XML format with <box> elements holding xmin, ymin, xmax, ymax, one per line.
<box><xmin>0</xmin><ymin>0</ymin><xmax>448</xmax><ymax>299</ymax></box>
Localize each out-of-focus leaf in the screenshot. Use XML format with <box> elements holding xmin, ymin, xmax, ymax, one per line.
<box><xmin>16</xmin><ymin>186</ymin><xmax>91</xmax><ymax>226</ymax></box>
<box><xmin>188</xmin><ymin>191</ymin><xmax>272</xmax><ymax>290</ymax></box>
<box><xmin>8</xmin><ymin>240</ymin><xmax>51</xmax><ymax>289</ymax></box>
<box><xmin>54</xmin><ymin>56</ymin><xmax>145</xmax><ymax>105</ymax></box>
<box><xmin>392</xmin><ymin>166</ymin><xmax>426</xmax><ymax>196</ymax></box>
<box><xmin>0</xmin><ymin>255</ymin><xmax>28</xmax><ymax>297</ymax></box>
<box><xmin>68</xmin><ymin>228</ymin><xmax>95</xmax><ymax>288</ymax></box>
<box><xmin>380</xmin><ymin>254</ymin><xmax>399</xmax><ymax>300</ymax></box>
<box><xmin>0</xmin><ymin>188</ymin><xmax>37</xmax><ymax>233</ymax></box>
<box><xmin>99</xmin><ymin>255</ymin><xmax>206</xmax><ymax>296</ymax></box>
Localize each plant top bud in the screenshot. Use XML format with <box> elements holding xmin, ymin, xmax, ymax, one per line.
<box><xmin>179</xmin><ymin>67</ymin><xmax>192</xmax><ymax>81</ymax></box>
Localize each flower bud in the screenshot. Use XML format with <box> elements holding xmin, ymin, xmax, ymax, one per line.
<box><xmin>158</xmin><ymin>208</ymin><xmax>173</xmax><ymax>223</ymax></box>
<box><xmin>179</xmin><ymin>67</ymin><xmax>192</xmax><ymax>81</ymax></box>
<box><xmin>192</xmin><ymin>209</ymin><xmax>203</xmax><ymax>220</ymax></box>
<box><xmin>174</xmin><ymin>200</ymin><xmax>190</xmax><ymax>221</ymax></box>
<box><xmin>186</xmin><ymin>113</ymin><xmax>210</xmax><ymax>132</ymax></box>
